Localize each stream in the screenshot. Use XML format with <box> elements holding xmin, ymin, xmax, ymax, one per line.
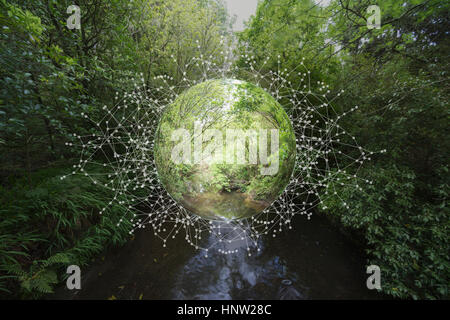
<box><xmin>52</xmin><ymin>213</ymin><xmax>381</xmax><ymax>300</ymax></box>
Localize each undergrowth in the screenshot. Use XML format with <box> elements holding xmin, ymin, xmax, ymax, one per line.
<box><xmin>0</xmin><ymin>165</ymin><xmax>133</xmax><ymax>298</ymax></box>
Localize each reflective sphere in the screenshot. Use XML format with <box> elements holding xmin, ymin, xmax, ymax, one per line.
<box><xmin>154</xmin><ymin>79</ymin><xmax>296</xmax><ymax>220</ymax></box>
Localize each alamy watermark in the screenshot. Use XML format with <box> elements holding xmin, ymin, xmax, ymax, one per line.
<box><xmin>366</xmin><ymin>265</ymin><xmax>381</xmax><ymax>290</ymax></box>
<box><xmin>170</xmin><ymin>122</ymin><xmax>280</xmax><ymax>176</ymax></box>
<box><xmin>66</xmin><ymin>5</ymin><xmax>81</xmax><ymax>30</ymax></box>
<box><xmin>66</xmin><ymin>265</ymin><xmax>81</xmax><ymax>290</ymax></box>
<box><xmin>367</xmin><ymin>5</ymin><xmax>381</xmax><ymax>30</ymax></box>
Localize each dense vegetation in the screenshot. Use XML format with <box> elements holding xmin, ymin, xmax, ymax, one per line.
<box><xmin>0</xmin><ymin>0</ymin><xmax>448</xmax><ymax>299</ymax></box>
<box><xmin>238</xmin><ymin>0</ymin><xmax>449</xmax><ymax>299</ymax></box>
<box><xmin>0</xmin><ymin>0</ymin><xmax>233</xmax><ymax>297</ymax></box>
<box><xmin>154</xmin><ymin>79</ymin><xmax>296</xmax><ymax>219</ymax></box>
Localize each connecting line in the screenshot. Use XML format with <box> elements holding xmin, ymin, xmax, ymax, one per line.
<box><xmin>61</xmin><ymin>47</ymin><xmax>384</xmax><ymax>256</ymax></box>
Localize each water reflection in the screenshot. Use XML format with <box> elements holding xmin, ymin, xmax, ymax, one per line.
<box><xmin>52</xmin><ymin>214</ymin><xmax>381</xmax><ymax>300</ymax></box>
<box><xmin>182</xmin><ymin>192</ymin><xmax>268</xmax><ymax>220</ymax></box>
<box><xmin>172</xmin><ymin>221</ymin><xmax>304</xmax><ymax>300</ymax></box>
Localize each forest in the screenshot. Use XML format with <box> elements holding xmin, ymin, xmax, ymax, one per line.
<box><xmin>0</xmin><ymin>0</ymin><xmax>448</xmax><ymax>300</ymax></box>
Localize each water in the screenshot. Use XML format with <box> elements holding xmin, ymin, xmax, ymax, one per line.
<box><xmin>182</xmin><ymin>191</ymin><xmax>269</xmax><ymax>220</ymax></box>
<box><xmin>52</xmin><ymin>214</ymin><xmax>381</xmax><ymax>300</ymax></box>
<box><xmin>171</xmin><ymin>222</ymin><xmax>303</xmax><ymax>300</ymax></box>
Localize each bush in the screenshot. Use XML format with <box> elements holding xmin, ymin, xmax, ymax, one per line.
<box><xmin>321</xmin><ymin>165</ymin><xmax>449</xmax><ymax>299</ymax></box>
<box><xmin>0</xmin><ymin>166</ymin><xmax>133</xmax><ymax>298</ymax></box>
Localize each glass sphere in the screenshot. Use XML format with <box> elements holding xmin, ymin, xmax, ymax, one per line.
<box><xmin>154</xmin><ymin>79</ymin><xmax>296</xmax><ymax>220</ymax></box>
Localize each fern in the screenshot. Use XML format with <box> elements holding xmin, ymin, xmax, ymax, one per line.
<box><xmin>40</xmin><ymin>253</ymin><xmax>71</xmax><ymax>268</ymax></box>
<box><xmin>20</xmin><ymin>269</ymin><xmax>58</xmax><ymax>294</ymax></box>
<box><xmin>4</xmin><ymin>253</ymin><xmax>71</xmax><ymax>296</ymax></box>
<box><xmin>0</xmin><ymin>166</ymin><xmax>132</xmax><ymax>298</ymax></box>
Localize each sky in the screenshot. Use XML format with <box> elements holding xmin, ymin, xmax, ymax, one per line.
<box><xmin>223</xmin><ymin>0</ymin><xmax>259</xmax><ymax>32</ymax></box>
<box><xmin>315</xmin><ymin>0</ymin><xmax>331</xmax><ymax>7</ymax></box>
<box><xmin>223</xmin><ymin>0</ymin><xmax>331</xmax><ymax>32</ymax></box>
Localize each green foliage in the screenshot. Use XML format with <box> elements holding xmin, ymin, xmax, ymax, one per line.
<box><xmin>209</xmin><ymin>165</ymin><xmax>232</xmax><ymax>192</ymax></box>
<box><xmin>1</xmin><ymin>0</ymin><xmax>448</xmax><ymax>300</ymax></box>
<box><xmin>319</xmin><ymin>57</ymin><xmax>450</xmax><ymax>298</ymax></box>
<box><xmin>236</xmin><ymin>0</ymin><xmax>340</xmax><ymax>100</ymax></box>
<box><xmin>1</xmin><ymin>0</ymin><xmax>233</xmax><ymax>175</ymax></box>
<box><xmin>317</xmin><ymin>0</ymin><xmax>449</xmax><ymax>300</ymax></box>
<box><xmin>0</xmin><ymin>0</ymin><xmax>234</xmax><ymax>298</ymax></box>
<box><xmin>322</xmin><ymin>166</ymin><xmax>449</xmax><ymax>299</ymax></box>
<box><xmin>0</xmin><ymin>0</ymin><xmax>91</xmax><ymax>173</ymax></box>
<box><xmin>5</xmin><ymin>253</ymin><xmax>70</xmax><ymax>296</ymax></box>
<box><xmin>242</xmin><ymin>0</ymin><xmax>449</xmax><ymax>299</ymax></box>
<box><xmin>154</xmin><ymin>79</ymin><xmax>296</xmax><ymax>219</ymax></box>
<box><xmin>0</xmin><ymin>167</ymin><xmax>133</xmax><ymax>298</ymax></box>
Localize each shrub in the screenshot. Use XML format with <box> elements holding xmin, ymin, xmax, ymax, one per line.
<box><xmin>321</xmin><ymin>165</ymin><xmax>449</xmax><ymax>299</ymax></box>
<box><xmin>0</xmin><ymin>166</ymin><xmax>133</xmax><ymax>298</ymax></box>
